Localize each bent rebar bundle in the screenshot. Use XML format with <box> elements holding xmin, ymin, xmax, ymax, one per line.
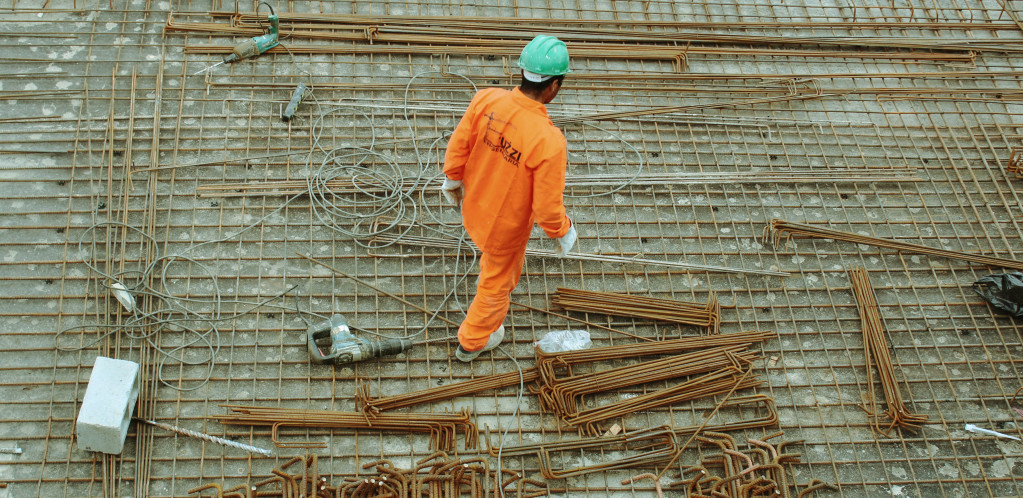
<box><xmin>484</xmin><ymin>425</ymin><xmax>680</xmax><ymax>479</ymax></box>
<box><xmin>534</xmin><ymin>332</ymin><xmax>769</xmax><ymax>435</ymax></box>
<box><xmin>212</xmin><ymin>405</ymin><xmax>478</xmax><ymax>451</ymax></box>
<box><xmin>188</xmin><ymin>453</ymin><xmax>549</xmax><ymax>497</ymax></box>
<box><xmin>537</xmin><ymin>344</ymin><xmax>757</xmax><ymax>417</ymax></box>
<box><xmin>481</xmin><ymin>396</ymin><xmax>780</xmax><ymax>479</ymax></box>
<box><xmin>849</xmin><ymin>267</ymin><xmax>928</xmax><ymax>434</ymax></box>
<box><xmin>671</xmin><ymin>432</ymin><xmax>838</xmax><ymax>497</ymax></box>
<box><xmin>550</xmin><ymin>287</ymin><xmax>721</xmax><ymax>331</ymax></box>
<box><xmin>356</xmin><ymin>368</ymin><xmax>540</xmax><ymax>414</ymax></box>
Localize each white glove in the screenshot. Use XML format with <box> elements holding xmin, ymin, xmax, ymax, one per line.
<box><xmin>556</xmin><ymin>224</ymin><xmax>578</xmax><ymax>257</ymax></box>
<box><xmin>440</xmin><ymin>178</ymin><xmax>463</xmax><ymax>206</ymax></box>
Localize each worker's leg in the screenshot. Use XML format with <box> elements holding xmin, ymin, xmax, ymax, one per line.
<box><xmin>458</xmin><ymin>249</ymin><xmax>527</xmax><ymax>351</ymax></box>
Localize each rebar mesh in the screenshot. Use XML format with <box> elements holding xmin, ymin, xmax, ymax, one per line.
<box><xmin>2</xmin><ymin>0</ymin><xmax>1023</xmax><ymax>496</ymax></box>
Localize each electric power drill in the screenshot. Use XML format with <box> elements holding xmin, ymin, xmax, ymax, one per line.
<box><xmin>193</xmin><ymin>4</ymin><xmax>280</xmax><ymax>75</ymax></box>
<box><xmin>307</xmin><ymin>314</ymin><xmax>413</xmax><ymax>365</ymax></box>
<box><xmin>223</xmin><ymin>10</ymin><xmax>279</xmax><ymax>65</ymax></box>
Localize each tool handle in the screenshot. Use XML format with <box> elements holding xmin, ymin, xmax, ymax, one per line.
<box><xmin>307</xmin><ymin>315</ymin><xmax>349</xmax><ymax>364</ymax></box>
<box><xmin>307</xmin><ymin>325</ymin><xmax>333</xmax><ymax>363</ymax></box>
<box><xmin>268</xmin><ymin>13</ymin><xmax>279</xmax><ymax>35</ymax></box>
<box><xmin>251</xmin><ymin>13</ymin><xmax>280</xmax><ymax>53</ymax></box>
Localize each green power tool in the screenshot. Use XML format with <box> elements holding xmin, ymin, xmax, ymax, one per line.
<box><xmin>194</xmin><ymin>2</ymin><xmax>280</xmax><ymax>75</ymax></box>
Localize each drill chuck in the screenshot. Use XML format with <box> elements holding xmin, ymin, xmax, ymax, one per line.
<box><xmin>363</xmin><ymin>338</ymin><xmax>414</xmax><ymax>361</ymax></box>
<box><xmin>330</xmin><ymin>337</ymin><xmax>413</xmax><ymax>365</ymax></box>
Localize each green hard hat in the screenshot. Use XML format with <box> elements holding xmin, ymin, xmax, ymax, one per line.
<box><xmin>517</xmin><ymin>35</ymin><xmax>571</xmax><ymax>78</ymax></box>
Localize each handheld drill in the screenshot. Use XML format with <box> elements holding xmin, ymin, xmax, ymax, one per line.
<box><xmin>307</xmin><ymin>314</ymin><xmax>413</xmax><ymax>366</ymax></box>
<box><xmin>194</xmin><ymin>2</ymin><xmax>280</xmax><ymax>75</ymax></box>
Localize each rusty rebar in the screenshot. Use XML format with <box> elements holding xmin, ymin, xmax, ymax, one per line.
<box><xmin>1008</xmin><ymin>147</ymin><xmax>1023</xmax><ymax>179</ymax></box>
<box><xmin>849</xmin><ymin>267</ymin><xmax>928</xmax><ymax>435</ymax></box>
<box><xmin>539</xmin><ymin>345</ymin><xmax>757</xmax><ymax>417</ymax></box>
<box><xmin>187</xmin><ymin>452</ymin><xmax>542</xmax><ymax>497</ymax></box>
<box><xmin>211</xmin><ymin>405</ymin><xmax>478</xmax><ymax>451</ymax></box>
<box><xmin>563</xmin><ymin>366</ymin><xmax>763</xmax><ymax>435</ymax></box>
<box><xmin>766</xmin><ymin>219</ymin><xmax>1023</xmax><ymax>271</ymax></box>
<box><xmin>535</xmin><ymin>330</ymin><xmax>771</xmax><ymax>374</ymax></box>
<box><xmin>356</xmin><ymin>368</ymin><xmax>539</xmax><ymax>414</ymax></box>
<box><xmin>484</xmin><ymin>425</ymin><xmax>679</xmax><ymax>479</ymax></box>
<box><xmin>551</xmin><ymin>287</ymin><xmax>721</xmax><ymax>330</ymax></box>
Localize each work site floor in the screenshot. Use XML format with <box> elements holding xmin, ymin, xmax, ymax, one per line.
<box><xmin>3</xmin><ymin>0</ymin><xmax>1023</xmax><ymax>496</ymax></box>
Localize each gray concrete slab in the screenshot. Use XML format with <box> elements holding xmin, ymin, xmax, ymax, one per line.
<box><xmin>2</xmin><ymin>0</ymin><xmax>1023</xmax><ymax>496</ymax></box>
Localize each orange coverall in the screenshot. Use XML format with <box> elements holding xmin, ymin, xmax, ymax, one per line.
<box><xmin>443</xmin><ymin>87</ymin><xmax>572</xmax><ymax>351</ymax></box>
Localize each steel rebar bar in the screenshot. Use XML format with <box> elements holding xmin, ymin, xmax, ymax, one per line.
<box><xmin>766</xmin><ymin>219</ymin><xmax>1023</xmax><ymax>271</ymax></box>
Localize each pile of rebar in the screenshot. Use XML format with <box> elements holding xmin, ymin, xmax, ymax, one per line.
<box><xmin>670</xmin><ymin>394</ymin><xmax>780</xmax><ymax>435</ymax></box>
<box><xmin>765</xmin><ymin>219</ymin><xmax>1023</xmax><ymax>271</ymax></box>
<box><xmin>348</xmin><ymin>452</ymin><xmax>548</xmax><ymax>498</ymax></box>
<box><xmin>538</xmin><ymin>345</ymin><xmax>757</xmax><ymax>417</ymax></box>
<box><xmin>220</xmin><ymin>11</ymin><xmax>1023</xmax><ymax>54</ymax></box>
<box><xmin>551</xmin><ymin>288</ymin><xmax>720</xmax><ymax>331</ymax></box>
<box><xmin>849</xmin><ymin>268</ymin><xmax>928</xmax><ymax>434</ymax></box>
<box><xmin>189</xmin><ymin>454</ymin><xmax>326</xmax><ymax>498</ymax></box>
<box><xmin>533</xmin><ymin>332</ymin><xmax>769</xmax><ymax>435</ymax></box>
<box><xmin>480</xmin><ymin>396</ymin><xmax>778</xmax><ymax>481</ymax></box>
<box><xmin>484</xmin><ymin>425</ymin><xmax>680</xmax><ymax>479</ymax></box>
<box><xmin>1009</xmin><ymin>147</ymin><xmax>1023</xmax><ymax>179</ymax></box>
<box><xmin>168</xmin><ymin>12</ymin><xmax>984</xmax><ymax>68</ymax></box>
<box><xmin>211</xmin><ymin>405</ymin><xmax>478</xmax><ymax>451</ymax></box>
<box><xmin>356</xmin><ymin>368</ymin><xmax>539</xmax><ymax>414</ymax></box>
<box><xmin>562</xmin><ymin>366</ymin><xmax>762</xmax><ymax>436</ymax></box>
<box><xmin>669</xmin><ymin>432</ymin><xmax>837</xmax><ymax>497</ymax></box>
<box><xmin>535</xmin><ymin>330</ymin><xmax>772</xmax><ymax>377</ymax></box>
<box><xmin>188</xmin><ymin>453</ymin><xmax>549</xmax><ymax>498</ymax></box>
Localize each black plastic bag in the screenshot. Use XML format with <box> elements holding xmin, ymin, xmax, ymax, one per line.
<box><xmin>974</xmin><ymin>272</ymin><xmax>1023</xmax><ymax>318</ymax></box>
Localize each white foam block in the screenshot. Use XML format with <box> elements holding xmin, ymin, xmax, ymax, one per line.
<box><xmin>75</xmin><ymin>356</ymin><xmax>140</xmax><ymax>454</ymax></box>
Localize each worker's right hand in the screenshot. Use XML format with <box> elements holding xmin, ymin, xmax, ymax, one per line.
<box><xmin>556</xmin><ymin>223</ymin><xmax>578</xmax><ymax>256</ymax></box>
<box><xmin>440</xmin><ymin>178</ymin><xmax>463</xmax><ymax>206</ymax></box>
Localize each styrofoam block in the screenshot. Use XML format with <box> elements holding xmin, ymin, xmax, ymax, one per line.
<box><xmin>75</xmin><ymin>356</ymin><xmax>139</xmax><ymax>454</ymax></box>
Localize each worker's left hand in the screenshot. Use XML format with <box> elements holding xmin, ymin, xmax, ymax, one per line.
<box><xmin>556</xmin><ymin>223</ymin><xmax>578</xmax><ymax>256</ymax></box>
<box><xmin>440</xmin><ymin>178</ymin><xmax>463</xmax><ymax>206</ymax></box>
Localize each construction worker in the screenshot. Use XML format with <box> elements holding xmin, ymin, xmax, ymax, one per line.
<box><xmin>441</xmin><ymin>35</ymin><xmax>577</xmax><ymax>362</ymax></box>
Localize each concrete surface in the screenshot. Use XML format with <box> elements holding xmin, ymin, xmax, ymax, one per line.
<box><xmin>1</xmin><ymin>0</ymin><xmax>1022</xmax><ymax>496</ymax></box>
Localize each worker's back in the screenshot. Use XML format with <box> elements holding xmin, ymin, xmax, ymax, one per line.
<box><xmin>443</xmin><ymin>87</ymin><xmax>571</xmax><ymax>254</ymax></box>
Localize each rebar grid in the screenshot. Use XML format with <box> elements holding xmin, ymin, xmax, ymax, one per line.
<box><xmin>2</xmin><ymin>0</ymin><xmax>1023</xmax><ymax>497</ymax></box>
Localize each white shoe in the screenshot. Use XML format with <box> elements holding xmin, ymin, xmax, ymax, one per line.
<box><xmin>455</xmin><ymin>326</ymin><xmax>505</xmax><ymax>362</ymax></box>
<box><xmin>482</xmin><ymin>325</ymin><xmax>505</xmax><ymax>351</ymax></box>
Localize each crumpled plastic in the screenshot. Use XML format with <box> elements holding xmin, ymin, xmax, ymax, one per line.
<box><xmin>973</xmin><ymin>272</ymin><xmax>1023</xmax><ymax>318</ymax></box>
<box><xmin>536</xmin><ymin>329</ymin><xmax>592</xmax><ymax>353</ymax></box>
